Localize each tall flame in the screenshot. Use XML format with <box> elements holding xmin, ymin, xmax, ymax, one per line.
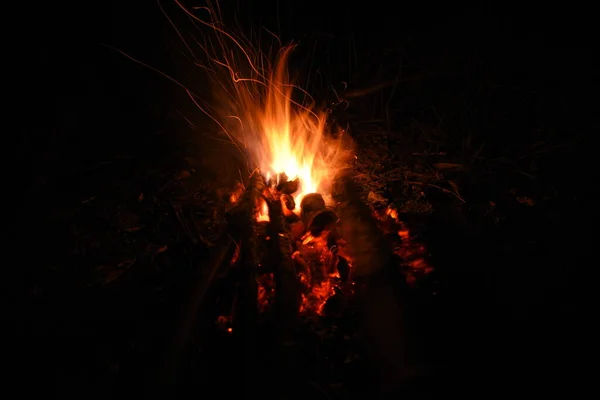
<box><xmin>170</xmin><ymin>0</ymin><xmax>351</xmax><ymax>210</ymax></box>
<box><xmin>255</xmin><ymin>46</ymin><xmax>344</xmax><ymax>208</ymax></box>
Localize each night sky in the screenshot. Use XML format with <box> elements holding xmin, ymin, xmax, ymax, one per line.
<box><xmin>14</xmin><ymin>0</ymin><xmax>594</xmax><ymax>215</ymax></box>
<box><xmin>19</xmin><ymin>1</ymin><xmax>594</xmax><ymax>143</ymax></box>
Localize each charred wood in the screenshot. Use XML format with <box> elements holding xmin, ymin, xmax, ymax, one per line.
<box><xmin>300</xmin><ymin>193</ymin><xmax>338</xmax><ymax>236</ymax></box>
<box><xmin>277</xmin><ymin>176</ymin><xmax>299</xmax><ymax>195</ymax></box>
<box><xmin>259</xmin><ymin>175</ymin><xmax>303</xmax><ymax>398</ymax></box>
<box><xmin>300</xmin><ymin>193</ymin><xmax>326</xmax><ymax>222</ymax></box>
<box><xmin>281</xmin><ymin>193</ymin><xmax>295</xmax><ymax>213</ymax></box>
<box><xmin>266</xmin><ymin>192</ymin><xmax>300</xmax><ymax>342</ymax></box>
<box><xmin>309</xmin><ymin>209</ymin><xmax>338</xmax><ymax>236</ymax></box>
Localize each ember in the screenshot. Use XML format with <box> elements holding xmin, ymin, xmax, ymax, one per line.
<box><xmin>383</xmin><ymin>206</ymin><xmax>434</xmax><ymax>287</ymax></box>
<box><xmin>236</xmin><ymin>173</ymin><xmax>347</xmax><ymax>316</ymax></box>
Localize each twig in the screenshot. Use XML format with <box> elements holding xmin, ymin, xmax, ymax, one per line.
<box><xmin>405</xmin><ymin>181</ymin><xmax>466</xmax><ymax>203</ymax></box>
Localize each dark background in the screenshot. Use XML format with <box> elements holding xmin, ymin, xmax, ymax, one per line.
<box><xmin>11</xmin><ymin>0</ymin><xmax>596</xmax><ymax>396</ymax></box>
<box><xmin>15</xmin><ymin>0</ymin><xmax>595</xmax><ymax>178</ymax></box>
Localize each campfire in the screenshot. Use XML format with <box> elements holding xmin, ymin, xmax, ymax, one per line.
<box><xmin>164</xmin><ymin>1</ymin><xmax>433</xmax><ymax>335</ymax></box>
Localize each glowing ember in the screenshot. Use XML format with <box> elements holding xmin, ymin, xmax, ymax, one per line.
<box><xmin>294</xmin><ymin>231</ymin><xmax>341</xmax><ymax>314</ymax></box>
<box><xmin>385</xmin><ymin>206</ymin><xmax>434</xmax><ymax>285</ymax></box>
<box><xmin>300</xmin><ymin>281</ymin><xmax>336</xmax><ymax>314</ymax></box>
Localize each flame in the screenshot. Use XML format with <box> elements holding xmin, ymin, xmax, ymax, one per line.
<box><xmin>238</xmin><ymin>45</ymin><xmax>348</xmax><ymax>221</ymax></box>
<box><xmin>250</xmin><ymin>46</ymin><xmax>345</xmax><ymax>211</ymax></box>
<box><xmin>170</xmin><ymin>1</ymin><xmax>351</xmax><ymax>218</ymax></box>
<box><xmin>257</xmin><ymin>197</ymin><xmax>270</xmax><ymax>222</ymax></box>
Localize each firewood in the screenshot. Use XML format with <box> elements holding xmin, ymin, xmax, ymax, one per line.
<box><xmin>277</xmin><ymin>177</ymin><xmax>300</xmax><ymax>195</ymax></box>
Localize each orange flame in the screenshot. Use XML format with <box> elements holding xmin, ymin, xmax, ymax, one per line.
<box><xmin>250</xmin><ymin>46</ymin><xmax>347</xmax><ymax>211</ymax></box>
<box><xmin>171</xmin><ymin>1</ymin><xmax>351</xmax><ymax>216</ymax></box>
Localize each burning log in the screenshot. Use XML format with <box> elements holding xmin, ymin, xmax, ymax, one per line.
<box><xmin>264</xmin><ymin>188</ymin><xmax>300</xmax><ymax>342</ymax></box>
<box><xmin>275</xmin><ymin>174</ymin><xmax>299</xmax><ymax>195</ymax></box>
<box><xmin>300</xmin><ymin>192</ymin><xmax>326</xmax><ymax>218</ymax></box>
<box><xmin>226</xmin><ymin>171</ymin><xmax>309</xmax><ymax>388</ymax></box>
<box><xmin>281</xmin><ymin>194</ymin><xmax>296</xmax><ymax>217</ymax></box>
<box><xmin>261</xmin><ymin>189</ymin><xmax>302</xmax><ymax>394</ymax></box>
<box><xmin>300</xmin><ymin>193</ymin><xmax>338</xmax><ymax>236</ymax></box>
